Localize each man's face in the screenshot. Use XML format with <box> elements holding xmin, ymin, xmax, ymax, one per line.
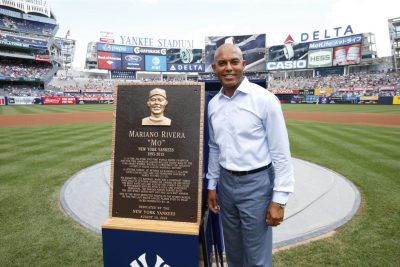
<box><xmin>147</xmin><ymin>95</ymin><xmax>168</xmax><ymax>115</ymax></box>
<box><xmin>212</xmin><ymin>45</ymin><xmax>246</xmax><ymax>91</ymax></box>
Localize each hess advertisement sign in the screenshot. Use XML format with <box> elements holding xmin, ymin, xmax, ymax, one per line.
<box><xmin>307</xmin><ymin>48</ymin><xmax>333</xmax><ymax>68</ymax></box>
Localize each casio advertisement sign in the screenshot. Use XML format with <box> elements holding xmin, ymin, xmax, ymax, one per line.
<box><xmin>266</xmin><ymin>60</ymin><xmax>307</xmax><ymax>70</ymax></box>
<box><xmin>308</xmin><ymin>49</ymin><xmax>333</xmax><ymax>68</ymax></box>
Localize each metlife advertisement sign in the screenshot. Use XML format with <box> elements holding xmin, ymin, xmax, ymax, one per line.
<box><xmin>308</xmin><ymin>34</ymin><xmax>363</xmax><ymax>49</ymax></box>
<box><xmin>307</xmin><ymin>48</ymin><xmax>333</xmax><ymax>68</ymax></box>
<box><xmin>145</xmin><ymin>55</ymin><xmax>167</xmax><ymax>72</ymax></box>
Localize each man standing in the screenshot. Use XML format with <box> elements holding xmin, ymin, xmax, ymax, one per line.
<box><xmin>206</xmin><ymin>44</ymin><xmax>294</xmax><ymax>267</ymax></box>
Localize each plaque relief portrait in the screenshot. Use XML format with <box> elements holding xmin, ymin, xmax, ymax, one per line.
<box><xmin>142</xmin><ymin>88</ymin><xmax>172</xmax><ymax>126</ymax></box>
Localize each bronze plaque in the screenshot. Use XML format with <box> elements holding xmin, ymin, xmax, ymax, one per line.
<box><xmin>110</xmin><ymin>82</ymin><xmax>204</xmax><ymax>223</ymax></box>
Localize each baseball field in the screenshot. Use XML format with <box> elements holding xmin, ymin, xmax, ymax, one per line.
<box><xmin>0</xmin><ymin>104</ymin><xmax>399</xmax><ymax>266</ymax></box>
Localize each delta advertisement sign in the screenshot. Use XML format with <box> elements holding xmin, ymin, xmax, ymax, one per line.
<box><xmin>167</xmin><ymin>48</ymin><xmax>204</xmax><ymax>72</ymax></box>
<box><xmin>299</xmin><ymin>25</ymin><xmax>355</xmax><ymax>43</ymax></box>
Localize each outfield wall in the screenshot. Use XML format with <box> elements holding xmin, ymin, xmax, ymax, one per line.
<box><xmin>1</xmin><ymin>96</ymin><xmax>114</xmax><ymax>105</ymax></box>
<box><xmin>1</xmin><ymin>95</ymin><xmax>399</xmax><ymax>105</ymax></box>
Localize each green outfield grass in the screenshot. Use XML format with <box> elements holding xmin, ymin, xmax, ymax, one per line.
<box><xmin>282</xmin><ymin>103</ymin><xmax>400</xmax><ymax>114</ymax></box>
<box><xmin>0</xmin><ymin>107</ymin><xmax>399</xmax><ymax>266</ymax></box>
<box><xmin>0</xmin><ymin>104</ymin><xmax>113</xmax><ymax>115</ymax></box>
<box><xmin>1</xmin><ymin>103</ymin><xmax>399</xmax><ymax>115</ymax></box>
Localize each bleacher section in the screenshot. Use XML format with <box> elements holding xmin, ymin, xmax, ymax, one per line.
<box><xmin>0</xmin><ymin>13</ymin><xmax>56</xmax><ymax>36</ymax></box>
<box><xmin>0</xmin><ymin>3</ymin><xmax>60</xmax><ymax>95</ymax></box>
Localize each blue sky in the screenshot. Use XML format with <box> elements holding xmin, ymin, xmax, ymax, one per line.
<box><xmin>49</xmin><ymin>0</ymin><xmax>400</xmax><ymax>69</ymax></box>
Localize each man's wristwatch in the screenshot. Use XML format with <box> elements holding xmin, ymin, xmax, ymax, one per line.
<box><xmin>272</xmin><ymin>201</ymin><xmax>286</xmax><ymax>208</ymax></box>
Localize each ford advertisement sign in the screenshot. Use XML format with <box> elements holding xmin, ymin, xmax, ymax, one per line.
<box><xmin>122</xmin><ymin>54</ymin><xmax>144</xmax><ymax>70</ymax></box>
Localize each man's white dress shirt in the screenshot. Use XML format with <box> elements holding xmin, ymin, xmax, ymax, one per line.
<box><xmin>206</xmin><ymin>78</ymin><xmax>295</xmax><ymax>204</ymax></box>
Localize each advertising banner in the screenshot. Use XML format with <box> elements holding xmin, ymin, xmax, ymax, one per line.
<box><xmin>270</xmin><ymin>89</ymin><xmax>299</xmax><ymax>94</ymax></box>
<box><xmin>76</xmin><ymin>96</ymin><xmax>113</xmax><ymax>104</ymax></box>
<box><xmin>205</xmin><ymin>34</ymin><xmax>266</xmax><ymax>72</ymax></box>
<box><xmin>167</xmin><ymin>49</ymin><xmax>203</xmax><ymax>64</ymax></box>
<box><xmin>0</xmin><ymin>38</ymin><xmax>47</xmax><ymax>50</ymax></box>
<box><xmin>42</xmin><ymin>96</ymin><xmax>76</xmax><ymax>105</ymax></box>
<box><xmin>82</xmin><ymin>89</ymin><xmax>113</xmax><ymax>93</ymax></box>
<box><xmin>309</xmin><ymin>34</ymin><xmax>363</xmax><ymax>49</ymax></box>
<box><xmin>268</xmin><ymin>43</ymin><xmax>309</xmax><ymax>62</ymax></box>
<box><xmin>133</xmin><ymin>46</ymin><xmax>167</xmax><ymax>55</ymax></box>
<box><xmin>63</xmin><ymin>88</ymin><xmax>81</xmax><ymax>93</ymax></box>
<box><xmin>360</xmin><ymin>95</ymin><xmax>379</xmax><ymax>104</ymax></box>
<box><xmin>35</xmin><ymin>55</ymin><xmax>50</xmax><ymax>62</ymax></box>
<box><xmin>266</xmin><ymin>60</ymin><xmax>307</xmax><ymax>71</ymax></box>
<box><xmin>314</xmin><ymin>88</ymin><xmax>333</xmax><ymax>96</ymax></box>
<box><xmin>332</xmin><ymin>44</ymin><xmax>361</xmax><ymax>66</ymax></box>
<box><xmin>121</xmin><ymin>54</ymin><xmax>144</xmax><ymax>71</ymax></box>
<box><xmin>380</xmin><ymin>86</ymin><xmax>396</xmax><ymax>90</ymax></box>
<box><xmin>98</xmin><ymin>51</ymin><xmax>122</xmax><ymax>70</ymax></box>
<box><xmin>0</xmin><ymin>96</ymin><xmax>5</xmax><ymax>105</ymax></box>
<box><xmin>315</xmin><ymin>66</ymin><xmax>344</xmax><ymax>76</ymax></box>
<box><xmin>308</xmin><ymin>48</ymin><xmax>333</xmax><ymax>68</ymax></box>
<box><xmin>267</xmin><ymin>42</ymin><xmax>308</xmax><ymax>70</ymax></box>
<box><xmin>7</xmin><ymin>96</ymin><xmax>37</xmax><ymax>105</ymax></box>
<box><xmin>166</xmin><ymin>48</ymin><xmax>204</xmax><ymax>72</ymax></box>
<box><xmin>393</xmin><ymin>96</ymin><xmax>400</xmax><ymax>105</ymax></box>
<box><xmin>97</xmin><ymin>43</ymin><xmax>134</xmax><ymax>53</ymax></box>
<box><xmin>299</xmin><ymin>89</ymin><xmax>315</xmax><ymax>95</ymax></box>
<box><xmin>145</xmin><ymin>55</ymin><xmax>167</xmax><ymax>72</ymax></box>
<box><xmin>167</xmin><ymin>64</ymin><xmax>205</xmax><ymax>72</ymax></box>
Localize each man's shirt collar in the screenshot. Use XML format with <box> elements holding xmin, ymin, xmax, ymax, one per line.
<box><xmin>218</xmin><ymin>77</ymin><xmax>250</xmax><ymax>98</ymax></box>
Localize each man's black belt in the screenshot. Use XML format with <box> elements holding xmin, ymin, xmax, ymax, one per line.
<box><xmin>224</xmin><ymin>162</ymin><xmax>272</xmax><ymax>176</ymax></box>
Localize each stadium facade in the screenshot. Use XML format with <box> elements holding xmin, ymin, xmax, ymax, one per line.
<box><xmin>0</xmin><ymin>2</ymin><xmax>398</xmax><ymax>106</ymax></box>
<box><xmin>388</xmin><ymin>17</ymin><xmax>400</xmax><ymax>71</ymax></box>
<box><xmin>0</xmin><ymin>0</ymin><xmax>68</xmax><ymax>99</ymax></box>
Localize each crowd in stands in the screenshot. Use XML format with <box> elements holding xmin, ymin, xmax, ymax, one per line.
<box><xmin>2</xmin><ymin>70</ymin><xmax>400</xmax><ymax>101</ymax></box>
<box><xmin>199</xmin><ymin>72</ymin><xmax>268</xmax><ymax>81</ymax></box>
<box><xmin>0</xmin><ymin>14</ymin><xmax>55</xmax><ymax>36</ymax></box>
<box><xmin>0</xmin><ymin>57</ymin><xmax>52</xmax><ymax>79</ymax></box>
<box><xmin>269</xmin><ymin>72</ymin><xmax>400</xmax><ymax>97</ymax></box>
<box><xmin>0</xmin><ymin>84</ymin><xmax>51</xmax><ymax>97</ymax></box>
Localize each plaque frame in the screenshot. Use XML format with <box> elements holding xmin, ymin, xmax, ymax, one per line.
<box><xmin>106</xmin><ymin>81</ymin><xmax>205</xmax><ymax>231</ymax></box>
